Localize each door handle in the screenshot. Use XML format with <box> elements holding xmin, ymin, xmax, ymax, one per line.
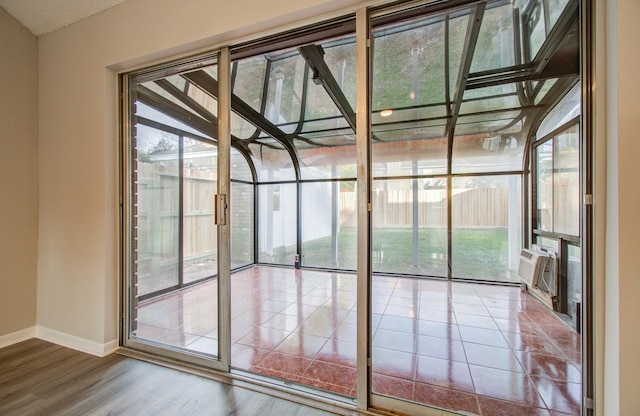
<box><xmin>215</xmin><ymin>194</ymin><xmax>228</xmax><ymax>225</ymax></box>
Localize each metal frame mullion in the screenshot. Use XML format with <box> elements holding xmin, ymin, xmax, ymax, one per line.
<box><xmin>218</xmin><ymin>47</ymin><xmax>232</xmax><ymax>371</ymax></box>
<box><xmin>581</xmin><ymin>0</ymin><xmax>595</xmax><ymax>410</ymax></box>
<box><xmin>178</xmin><ymin>135</ymin><xmax>185</xmax><ymax>287</ymax></box>
<box><xmin>446</xmin><ymin>3</ymin><xmax>485</xmax><ymax>280</ymax></box>
<box><xmin>355</xmin><ymin>6</ymin><xmax>371</xmax><ymax>411</ymax></box>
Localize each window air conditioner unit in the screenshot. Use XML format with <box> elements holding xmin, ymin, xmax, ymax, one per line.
<box><xmin>518</xmin><ymin>246</ymin><xmax>558</xmax><ymax>309</ymax></box>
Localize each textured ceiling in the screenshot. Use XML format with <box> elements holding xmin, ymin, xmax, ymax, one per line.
<box><xmin>0</xmin><ymin>0</ymin><xmax>129</xmax><ymax>36</ymax></box>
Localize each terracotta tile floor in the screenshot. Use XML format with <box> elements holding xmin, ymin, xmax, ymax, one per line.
<box><xmin>135</xmin><ymin>266</ymin><xmax>581</xmax><ymax>415</ymax></box>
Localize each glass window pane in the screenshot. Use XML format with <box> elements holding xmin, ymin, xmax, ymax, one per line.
<box><xmin>449</xmin><ymin>13</ymin><xmax>471</xmax><ymax>97</ymax></box>
<box><xmin>231</xmin><ymin>182</ymin><xmax>254</xmax><ymax>268</ymax></box>
<box><xmin>537</xmin><ymin>82</ymin><xmax>580</xmax><ymax>139</ymax></box>
<box><xmin>553</xmin><ymin>124</ymin><xmax>580</xmax><ymax>235</ymax></box>
<box><xmin>372</xmin><ymin>17</ymin><xmax>446</xmax><ymax>111</ymax></box>
<box><xmin>567</xmin><ymin>244</ymin><xmax>582</xmax><ymax>320</ymax></box>
<box><xmin>452</xmin><ymin>175</ymin><xmax>521</xmax><ymax>282</ymax></box>
<box><xmin>248</xmin><ymin>141</ymin><xmax>296</xmax><ymax>182</ymax></box>
<box><xmin>459</xmin><ymin>94</ymin><xmax>520</xmax><ymax>114</ymax></box>
<box><xmin>258</xmin><ymin>183</ymin><xmax>297</xmax><ymax>265</ymax></box>
<box><xmin>183</xmin><ymin>141</ymin><xmax>217</xmax><ymax>284</ymax></box>
<box><xmin>302</xmin><ymin>181</ymin><xmax>357</xmax><ymax>269</ymax></box>
<box><xmin>535</xmin><ymin>236</ymin><xmax>559</xmax><ymax>250</ymax></box>
<box><xmin>136</xmin><ymin>102</ymin><xmax>209</xmax><ymax>139</ymax></box>
<box><xmin>373</xmin><ymin>136</ymin><xmax>448</xmax><ymax>177</ymax></box>
<box><xmin>470</xmin><ymin>3</ymin><xmax>516</xmax><ymax>73</ymax></box>
<box><xmin>527</xmin><ymin>0</ymin><xmax>546</xmax><ymax>59</ymax></box>
<box><xmin>534</xmin><ymin>78</ymin><xmax>558</xmax><ymax>105</ymax></box>
<box><xmin>134</xmin><ymin>128</ymin><xmax>180</xmax><ymax>296</ymax></box>
<box><xmin>451</xmin><ymin>114</ymin><xmax>525</xmax><ymax>174</ymax></box>
<box><xmin>230</xmin><ymin>111</ymin><xmax>258</xmax><ymax>140</ymax></box>
<box><xmin>372</xmin><ymin>105</ymin><xmax>447</xmax><ymax>125</ymax></box>
<box><xmin>323</xmin><ymin>39</ymin><xmax>357</xmax><ymax>110</ymax></box>
<box><xmin>233</xmin><ymin>56</ymin><xmax>267</xmax><ymax>113</ymax></box>
<box><xmin>265</xmin><ymin>54</ymin><xmax>305</xmax><ymax>128</ymax></box>
<box><xmin>372</xmin><ymin>178</ymin><xmax>448</xmax><ymax>277</ymax></box>
<box><xmin>548</xmin><ymin>0</ymin><xmax>571</xmax><ymax>32</ymax></box>
<box><xmin>536</xmin><ymin>140</ymin><xmax>554</xmax><ymax>231</ymax></box>
<box><xmin>297</xmin><ymin>143</ymin><xmax>357</xmax><ymax>180</ymax></box>
<box><xmin>230</xmin><ymin>147</ymin><xmax>254</xmax><ymax>182</ymax></box>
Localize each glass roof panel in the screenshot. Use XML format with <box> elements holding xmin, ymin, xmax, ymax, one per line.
<box><xmin>537</xmin><ymin>82</ymin><xmax>580</xmax><ymax>139</ymax></box>
<box><xmin>371</xmin><ymin>105</ymin><xmax>447</xmax><ymax>125</ymax></box>
<box><xmin>247</xmin><ymin>140</ymin><xmax>296</xmax><ymax>182</ymax></box>
<box><xmin>297</xmin><ymin>129</ymin><xmax>356</xmax><ymax>147</ymax></box>
<box><xmin>534</xmin><ymin>78</ymin><xmax>558</xmax><ymax>104</ymax></box>
<box><xmin>548</xmin><ymin>0</ymin><xmax>571</xmax><ymax>31</ymax></box>
<box><xmin>372</xmin><ymin>123</ymin><xmax>447</xmax><ymax>141</ymax></box>
<box><xmin>265</xmin><ymin>54</ymin><xmax>305</xmax><ymax>129</ymax></box>
<box><xmin>301</xmin><ymin>117</ymin><xmax>351</xmax><ymax>133</ymax></box>
<box><xmin>470</xmin><ymin>2</ymin><xmax>516</xmax><ymax>73</ymax></box>
<box><xmin>454</xmin><ymin>110</ymin><xmax>521</xmax><ymax>135</ymax></box>
<box><xmin>187</xmin><ymin>83</ymin><xmax>218</xmax><ymax>118</ymax></box>
<box><xmin>233</xmin><ymin>56</ymin><xmax>267</xmax><ymax>113</ymax></box>
<box><xmin>449</xmin><ymin>13</ymin><xmax>471</xmax><ymax>97</ymax></box>
<box><xmin>141</xmin><ymin>80</ymin><xmax>205</xmax><ymax>121</ymax></box>
<box><xmin>230</xmin><ymin>111</ymin><xmax>258</xmax><ymax>139</ymax></box>
<box><xmin>459</xmin><ymin>93</ymin><xmax>521</xmax><ymax>114</ymax></box>
<box><xmin>527</xmin><ymin>0</ymin><xmax>546</xmax><ymax>59</ymax></box>
<box><xmin>372</xmin><ymin>16</ymin><xmax>446</xmax><ymax>111</ymax></box>
<box><xmin>463</xmin><ymin>83</ymin><xmax>517</xmax><ymax>100</ymax></box>
<box><xmin>323</xmin><ymin>38</ymin><xmax>357</xmax><ymax>109</ymax></box>
<box><xmin>136</xmin><ymin>102</ymin><xmax>210</xmax><ymax>138</ymax></box>
<box><xmin>304</xmin><ymin>75</ymin><xmax>342</xmax><ymax>121</ymax></box>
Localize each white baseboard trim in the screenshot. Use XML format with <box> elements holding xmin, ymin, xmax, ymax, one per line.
<box><xmin>0</xmin><ymin>327</ymin><xmax>37</xmax><ymax>349</ymax></box>
<box><xmin>36</xmin><ymin>326</ymin><xmax>118</xmax><ymax>357</ymax></box>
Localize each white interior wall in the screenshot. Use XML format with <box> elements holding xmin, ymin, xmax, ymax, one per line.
<box><xmin>36</xmin><ymin>0</ymin><xmax>365</xmax><ymax>353</ymax></box>
<box><xmin>0</xmin><ymin>6</ymin><xmax>38</xmax><ymax>344</ymax></box>
<box><xmin>28</xmin><ymin>0</ymin><xmax>640</xmax><ymax>412</ymax></box>
<box><xmin>602</xmin><ymin>0</ymin><xmax>640</xmax><ymax>414</ymax></box>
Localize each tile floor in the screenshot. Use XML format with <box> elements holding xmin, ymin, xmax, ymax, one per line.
<box><xmin>135</xmin><ymin>266</ymin><xmax>581</xmax><ymax>415</ymax></box>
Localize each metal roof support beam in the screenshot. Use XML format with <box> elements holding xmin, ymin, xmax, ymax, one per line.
<box><xmin>137</xmin><ymin>85</ymin><xmax>217</xmax><ymax>139</ymax></box>
<box><xmin>136</xmin><ymin>85</ymin><xmax>252</xmax><ymax>156</ymax></box>
<box><xmin>154</xmin><ymin>79</ymin><xmax>217</xmax><ymax>123</ymax></box>
<box><xmin>183</xmin><ymin>70</ymin><xmax>302</xmax><ymax>180</ymax></box>
<box><xmin>446</xmin><ymin>2</ymin><xmax>486</xmax><ymax>146</ymax></box>
<box><xmin>298</xmin><ymin>44</ymin><xmax>357</xmax><ymax>132</ymax></box>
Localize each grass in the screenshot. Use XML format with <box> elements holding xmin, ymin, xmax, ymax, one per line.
<box><xmin>259</xmin><ymin>228</ymin><xmax>518</xmax><ymax>282</ymax></box>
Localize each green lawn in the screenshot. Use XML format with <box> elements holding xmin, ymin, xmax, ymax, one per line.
<box><xmin>260</xmin><ymin>228</ymin><xmax>518</xmax><ymax>282</ymax></box>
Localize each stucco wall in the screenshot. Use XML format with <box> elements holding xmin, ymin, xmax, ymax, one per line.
<box><xmin>0</xmin><ymin>7</ymin><xmax>38</xmax><ymax>340</ymax></box>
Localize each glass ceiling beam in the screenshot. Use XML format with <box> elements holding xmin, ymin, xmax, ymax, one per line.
<box><xmin>298</xmin><ymin>44</ymin><xmax>357</xmax><ymax>132</ymax></box>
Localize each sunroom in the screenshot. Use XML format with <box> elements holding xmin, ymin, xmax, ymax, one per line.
<box><xmin>121</xmin><ymin>0</ymin><xmax>586</xmax><ymax>414</ymax></box>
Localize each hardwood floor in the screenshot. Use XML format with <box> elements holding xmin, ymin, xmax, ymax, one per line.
<box><xmin>0</xmin><ymin>339</ymin><xmax>340</xmax><ymax>416</ymax></box>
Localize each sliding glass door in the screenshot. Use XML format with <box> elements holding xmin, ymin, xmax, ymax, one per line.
<box><xmin>123</xmin><ymin>53</ymin><xmax>231</xmax><ymax>370</ymax></box>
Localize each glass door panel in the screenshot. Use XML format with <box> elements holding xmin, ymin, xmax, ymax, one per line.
<box><xmin>125</xmin><ymin>56</ymin><xmax>226</xmax><ymax>367</ymax></box>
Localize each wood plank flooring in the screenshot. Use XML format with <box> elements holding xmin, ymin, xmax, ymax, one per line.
<box><xmin>0</xmin><ymin>339</ymin><xmax>340</xmax><ymax>416</ymax></box>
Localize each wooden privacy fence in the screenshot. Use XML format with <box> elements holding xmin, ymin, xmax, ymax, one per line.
<box><xmin>339</xmin><ymin>188</ymin><xmax>510</xmax><ymax>229</ymax></box>
<box><xmin>136</xmin><ymin>162</ymin><xmax>512</xmax><ymax>263</ymax></box>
